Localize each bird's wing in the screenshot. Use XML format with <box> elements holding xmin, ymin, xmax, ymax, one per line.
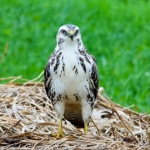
<box><xmin>44</xmin><ymin>52</ymin><xmax>55</xmax><ymax>96</ymax></box>
<box><xmin>89</xmin><ymin>54</ymin><xmax>99</xmax><ymax>98</ymax></box>
<box><xmin>79</xmin><ymin>46</ymin><xmax>99</xmax><ymax>98</ymax></box>
<box><xmin>44</xmin><ymin>62</ymin><xmax>51</xmax><ymax>96</ymax></box>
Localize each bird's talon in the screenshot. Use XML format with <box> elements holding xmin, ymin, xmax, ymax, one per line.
<box><xmin>51</xmin><ymin>130</ymin><xmax>65</xmax><ymax>138</ymax></box>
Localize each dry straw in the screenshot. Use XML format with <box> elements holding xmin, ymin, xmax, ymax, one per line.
<box><xmin>0</xmin><ymin>74</ymin><xmax>150</xmax><ymax>149</ymax></box>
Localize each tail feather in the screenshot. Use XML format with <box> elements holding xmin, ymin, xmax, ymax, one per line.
<box><xmin>64</xmin><ymin>112</ymin><xmax>84</xmax><ymax>128</ymax></box>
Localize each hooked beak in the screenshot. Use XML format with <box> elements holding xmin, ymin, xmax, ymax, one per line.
<box><xmin>68</xmin><ymin>30</ymin><xmax>75</xmax><ymax>41</ymax></box>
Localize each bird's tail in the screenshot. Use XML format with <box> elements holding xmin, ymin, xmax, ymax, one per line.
<box><xmin>64</xmin><ymin>112</ymin><xmax>84</xmax><ymax>128</ymax></box>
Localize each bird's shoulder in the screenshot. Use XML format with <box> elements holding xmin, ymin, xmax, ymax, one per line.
<box><xmin>79</xmin><ymin>45</ymin><xmax>97</xmax><ymax>65</ymax></box>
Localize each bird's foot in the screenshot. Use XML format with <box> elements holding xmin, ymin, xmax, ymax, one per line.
<box><xmin>51</xmin><ymin>130</ymin><xmax>65</xmax><ymax>139</ymax></box>
<box><xmin>84</xmin><ymin>122</ymin><xmax>88</xmax><ymax>134</ymax></box>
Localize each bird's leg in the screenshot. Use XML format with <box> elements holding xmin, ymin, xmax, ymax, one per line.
<box><xmin>57</xmin><ymin>118</ymin><xmax>64</xmax><ymax>137</ymax></box>
<box><xmin>82</xmin><ymin>102</ymin><xmax>91</xmax><ymax>134</ymax></box>
<box><xmin>51</xmin><ymin>118</ymin><xmax>65</xmax><ymax>138</ymax></box>
<box><xmin>84</xmin><ymin>122</ymin><xmax>88</xmax><ymax>134</ymax></box>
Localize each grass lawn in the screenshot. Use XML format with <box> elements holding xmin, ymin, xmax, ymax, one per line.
<box><xmin>0</xmin><ymin>0</ymin><xmax>150</xmax><ymax>112</ymax></box>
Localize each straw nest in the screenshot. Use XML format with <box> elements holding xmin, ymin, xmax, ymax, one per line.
<box><xmin>0</xmin><ymin>76</ymin><xmax>150</xmax><ymax>150</ymax></box>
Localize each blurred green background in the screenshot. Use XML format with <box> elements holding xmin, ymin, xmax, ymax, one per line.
<box><xmin>0</xmin><ymin>0</ymin><xmax>150</xmax><ymax>112</ymax></box>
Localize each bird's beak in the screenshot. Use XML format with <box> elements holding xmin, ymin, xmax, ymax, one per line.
<box><xmin>68</xmin><ymin>30</ymin><xmax>75</xmax><ymax>41</ymax></box>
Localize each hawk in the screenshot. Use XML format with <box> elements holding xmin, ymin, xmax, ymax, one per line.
<box><xmin>44</xmin><ymin>24</ymin><xmax>99</xmax><ymax>138</ymax></box>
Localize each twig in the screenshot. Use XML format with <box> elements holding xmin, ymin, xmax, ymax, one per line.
<box><xmin>22</xmin><ymin>71</ymin><xmax>44</xmax><ymax>86</ymax></box>
<box><xmin>44</xmin><ymin>137</ymin><xmax>68</xmax><ymax>150</ymax></box>
<box><xmin>3</xmin><ymin>120</ymin><xmax>21</xmax><ymax>135</ymax></box>
<box><xmin>0</xmin><ymin>120</ymin><xmax>21</xmax><ymax>145</ymax></box>
<box><xmin>114</xmin><ymin>108</ymin><xmax>139</xmax><ymax>142</ymax></box>
<box><xmin>7</xmin><ymin>132</ymin><xmax>48</xmax><ymax>139</ymax></box>
<box><xmin>37</xmin><ymin>122</ymin><xmax>74</xmax><ymax>131</ymax></box>
<box><xmin>9</xmin><ymin>76</ymin><xmax>22</xmax><ymax>83</ymax></box>
<box><xmin>31</xmin><ymin>137</ymin><xmax>45</xmax><ymax>150</ymax></box>
<box><xmin>0</xmin><ymin>43</ymin><xmax>8</xmax><ymax>63</ymax></box>
<box><xmin>90</xmin><ymin>117</ymin><xmax>100</xmax><ymax>135</ymax></box>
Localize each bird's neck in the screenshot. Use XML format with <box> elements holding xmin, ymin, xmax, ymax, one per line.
<box><xmin>58</xmin><ymin>42</ymin><xmax>79</xmax><ymax>54</ymax></box>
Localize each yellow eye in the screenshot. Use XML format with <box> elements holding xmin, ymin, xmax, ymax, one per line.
<box><xmin>61</xmin><ymin>29</ymin><xmax>67</xmax><ymax>35</ymax></box>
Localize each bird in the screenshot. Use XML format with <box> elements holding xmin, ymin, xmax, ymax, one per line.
<box><xmin>44</xmin><ymin>24</ymin><xmax>99</xmax><ymax>138</ymax></box>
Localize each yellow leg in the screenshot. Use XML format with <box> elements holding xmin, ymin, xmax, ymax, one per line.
<box><xmin>51</xmin><ymin>119</ymin><xmax>65</xmax><ymax>138</ymax></box>
<box><xmin>84</xmin><ymin>122</ymin><xmax>88</xmax><ymax>134</ymax></box>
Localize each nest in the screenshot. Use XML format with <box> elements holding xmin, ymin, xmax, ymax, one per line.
<box><xmin>0</xmin><ymin>76</ymin><xmax>150</xmax><ymax>150</ymax></box>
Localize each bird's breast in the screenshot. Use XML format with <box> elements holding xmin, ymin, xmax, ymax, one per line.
<box><xmin>55</xmin><ymin>50</ymin><xmax>88</xmax><ymax>81</ymax></box>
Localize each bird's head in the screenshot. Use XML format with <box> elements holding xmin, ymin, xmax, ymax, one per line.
<box><xmin>56</xmin><ymin>24</ymin><xmax>81</xmax><ymax>44</ymax></box>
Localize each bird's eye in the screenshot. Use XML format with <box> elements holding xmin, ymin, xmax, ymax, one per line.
<box><xmin>75</xmin><ymin>30</ymin><xmax>79</xmax><ymax>36</ymax></box>
<box><xmin>61</xmin><ymin>29</ymin><xmax>67</xmax><ymax>35</ymax></box>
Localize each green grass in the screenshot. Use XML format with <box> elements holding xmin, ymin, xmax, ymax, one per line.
<box><xmin>0</xmin><ymin>0</ymin><xmax>150</xmax><ymax>112</ymax></box>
